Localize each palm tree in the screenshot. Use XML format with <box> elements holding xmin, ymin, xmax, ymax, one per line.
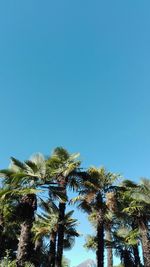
<box><xmin>33</xmin><ymin>200</ymin><xmax>79</xmax><ymax>267</ymax></box>
<box><xmin>32</xmin><ymin>200</ymin><xmax>58</xmax><ymax>267</ymax></box>
<box><xmin>113</xmin><ymin>226</ymin><xmax>139</xmax><ymax>267</ymax></box>
<box><xmin>47</xmin><ymin>147</ymin><xmax>83</xmax><ymax>267</ymax></box>
<box><xmin>63</xmin><ymin>210</ymin><xmax>80</xmax><ymax>251</ymax></box>
<box><xmin>105</xmin><ymin>191</ymin><xmax>118</xmax><ymax>267</ymax></box>
<box><xmin>0</xmin><ymin>187</ymin><xmax>19</xmax><ymax>260</ymax></box>
<box><xmin>74</xmin><ymin>166</ymin><xmax>118</xmax><ymax>267</ymax></box>
<box><xmin>84</xmin><ymin>220</ymin><xmax>139</xmax><ymax>267</ymax></box>
<box><xmin>83</xmin><ymin>197</ymin><xmax>116</xmax><ymax>267</ymax></box>
<box><xmin>113</xmin><ymin>180</ymin><xmax>142</xmax><ymax>267</ymax></box>
<box><xmin>121</xmin><ymin>178</ymin><xmax>150</xmax><ymax>267</ymax></box>
<box><xmin>0</xmin><ymin>153</ymin><xmax>61</xmax><ymax>267</ymax></box>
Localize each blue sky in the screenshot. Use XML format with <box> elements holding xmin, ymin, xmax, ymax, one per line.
<box><xmin>0</xmin><ymin>0</ymin><xmax>150</xmax><ymax>266</ymax></box>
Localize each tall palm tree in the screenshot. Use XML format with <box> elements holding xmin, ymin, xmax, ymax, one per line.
<box><xmin>74</xmin><ymin>166</ymin><xmax>118</xmax><ymax>267</ymax></box>
<box><xmin>47</xmin><ymin>147</ymin><xmax>83</xmax><ymax>267</ymax></box>
<box><xmin>121</xmin><ymin>178</ymin><xmax>150</xmax><ymax>267</ymax></box>
<box><xmin>113</xmin><ymin>179</ymin><xmax>143</xmax><ymax>267</ymax></box>
<box><xmin>84</xmin><ymin>214</ymin><xmax>113</xmax><ymax>267</ymax></box>
<box><xmin>0</xmin><ymin>153</ymin><xmax>61</xmax><ymax>267</ymax></box>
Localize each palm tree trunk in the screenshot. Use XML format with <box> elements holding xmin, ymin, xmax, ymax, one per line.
<box><xmin>105</xmin><ymin>225</ymin><xmax>113</xmax><ymax>267</ymax></box>
<box><xmin>132</xmin><ymin>244</ymin><xmax>141</xmax><ymax>267</ymax></box>
<box><xmin>56</xmin><ymin>202</ymin><xmax>66</xmax><ymax>267</ymax></box>
<box><xmin>131</xmin><ymin>222</ymin><xmax>141</xmax><ymax>267</ymax></box>
<box><xmin>97</xmin><ymin>212</ymin><xmax>104</xmax><ymax>267</ymax></box>
<box><xmin>96</xmin><ymin>193</ymin><xmax>104</xmax><ymax>267</ymax></box>
<box><xmin>48</xmin><ymin>231</ymin><xmax>57</xmax><ymax>267</ymax></box>
<box><xmin>16</xmin><ymin>194</ymin><xmax>37</xmax><ymax>267</ymax></box>
<box><xmin>34</xmin><ymin>238</ymin><xmax>43</xmax><ymax>267</ymax></box>
<box><xmin>139</xmin><ymin>218</ymin><xmax>150</xmax><ymax>267</ymax></box>
<box><xmin>16</xmin><ymin>220</ymin><xmax>33</xmax><ymax>267</ymax></box>
<box><xmin>96</xmin><ymin>192</ymin><xmax>104</xmax><ymax>267</ymax></box>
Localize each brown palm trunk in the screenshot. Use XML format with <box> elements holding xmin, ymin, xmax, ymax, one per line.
<box><xmin>96</xmin><ymin>193</ymin><xmax>104</xmax><ymax>267</ymax></box>
<box><xmin>33</xmin><ymin>238</ymin><xmax>43</xmax><ymax>267</ymax></box>
<box><xmin>139</xmin><ymin>218</ymin><xmax>150</xmax><ymax>267</ymax></box>
<box><xmin>16</xmin><ymin>220</ymin><xmax>33</xmax><ymax>266</ymax></box>
<box><xmin>48</xmin><ymin>231</ymin><xmax>57</xmax><ymax>267</ymax></box>
<box><xmin>16</xmin><ymin>194</ymin><xmax>37</xmax><ymax>267</ymax></box>
<box><xmin>97</xmin><ymin>211</ymin><xmax>104</xmax><ymax>267</ymax></box>
<box><xmin>56</xmin><ymin>202</ymin><xmax>66</xmax><ymax>267</ymax></box>
<box><xmin>105</xmin><ymin>225</ymin><xmax>113</xmax><ymax>267</ymax></box>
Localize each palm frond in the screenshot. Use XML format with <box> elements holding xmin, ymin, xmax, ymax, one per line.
<box><xmin>39</xmin><ymin>198</ymin><xmax>59</xmax><ymax>214</ymax></box>
<box><xmin>25</xmin><ymin>160</ymin><xmax>38</xmax><ymax>173</ymax></box>
<box><xmin>0</xmin><ymin>169</ymin><xmax>16</xmax><ymax>179</ymax></box>
<box><xmin>52</xmin><ymin>147</ymin><xmax>70</xmax><ymax>160</ymax></box>
<box><xmin>10</xmin><ymin>157</ymin><xmax>27</xmax><ymax>171</ymax></box>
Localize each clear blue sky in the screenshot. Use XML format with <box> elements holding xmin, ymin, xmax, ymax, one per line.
<box><xmin>0</xmin><ymin>0</ymin><xmax>150</xmax><ymax>266</ymax></box>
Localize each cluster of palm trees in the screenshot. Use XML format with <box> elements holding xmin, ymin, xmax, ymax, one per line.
<box><xmin>0</xmin><ymin>147</ymin><xmax>150</xmax><ymax>267</ymax></box>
